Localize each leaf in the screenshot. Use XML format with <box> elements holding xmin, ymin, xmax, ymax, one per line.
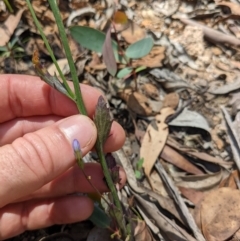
<box><xmin>135</xmin><ymin>65</ymin><xmax>147</xmax><ymax>73</ymax></box>
<box><xmin>208</xmin><ymin>77</ymin><xmax>240</xmax><ymax>94</ymax></box>
<box><xmin>117</xmin><ymin>67</ymin><xmax>133</xmax><ymax>79</ymax></box>
<box><xmin>136</xmin><ymin>157</ymin><xmax>144</xmax><ymax>170</ymax></box>
<box><xmin>134</xmin><ymin>219</ymin><xmax>153</xmax><ymax>241</ymax></box>
<box><xmin>32</xmin><ymin>50</ymin><xmax>69</xmax><ymax>98</ymax></box>
<box><xmin>0</xmin><ymin>9</ymin><xmax>24</xmax><ymax>46</ymax></box>
<box><xmin>176</xmin><ymin>171</ymin><xmax>222</xmax><ymax>191</ymax></box>
<box><xmin>217</xmin><ymin>1</ymin><xmax>240</xmax><ymax>15</ymax></box>
<box><xmin>0</xmin><ymin>46</ymin><xmax>8</xmax><ymax>52</ymax></box>
<box><xmin>127</xmin><ymin>92</ymin><xmax>153</xmax><ymax>116</ymax></box>
<box><xmin>178</xmin><ymin>186</ymin><xmax>204</xmax><ymax>206</ymax></box>
<box><xmin>94</xmin><ymin>96</ymin><xmax>113</xmax><ymax>148</ymax></box>
<box><xmin>135</xmin><ymin>170</ymin><xmax>142</xmax><ymax>179</ymax></box>
<box><xmin>70</xmin><ymin>26</ymin><xmax>126</xmax><ymax>63</ymax></box>
<box><xmin>140</xmin><ymin>108</ymin><xmax>175</xmax><ymax>183</ymax></box>
<box><xmin>88</xmin><ymin>205</ymin><xmax>111</xmax><ymax>228</ymax></box>
<box><xmin>132</xmin><ymin>46</ymin><xmax>165</xmax><ymax>68</ymax></box>
<box><xmin>102</xmin><ymin>28</ymin><xmax>117</xmax><ymax>76</ymax></box>
<box><xmin>220</xmin><ymin>170</ymin><xmax>240</xmax><ymax>189</ymax></box>
<box><xmin>168</xmin><ymin>108</ymin><xmax>210</xmax><ymax>133</ymax></box>
<box><xmin>125</xmin><ymin>37</ymin><xmax>154</xmax><ymax>59</ymax></box>
<box><xmin>47</xmin><ymin>58</ymin><xmax>70</xmax><ymax>76</ymax></box>
<box><xmin>70</xmin><ymin>26</ymin><xmax>105</xmax><ymax>53</ymax></box>
<box><xmin>161</xmin><ymin>145</ymin><xmax>204</xmax><ymax>175</ymax></box>
<box><xmin>112</xmin><ymin>11</ymin><xmax>128</xmax><ymax>24</ymax></box>
<box><xmin>196</xmin><ymin>188</ymin><xmax>240</xmax><ymax>241</ymax></box>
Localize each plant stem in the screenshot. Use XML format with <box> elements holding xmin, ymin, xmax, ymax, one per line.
<box><xmin>97</xmin><ymin>145</ymin><xmax>128</xmax><ymax>237</ymax></box>
<box><xmin>48</xmin><ymin>0</ymin><xmax>87</xmax><ymax>115</ymax></box>
<box><xmin>25</xmin><ymin>0</ymin><xmax>75</xmax><ymax>100</ymax></box>
<box><xmin>4</xmin><ymin>0</ymin><xmax>13</xmax><ymax>13</ymax></box>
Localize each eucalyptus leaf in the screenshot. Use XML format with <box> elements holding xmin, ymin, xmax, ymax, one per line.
<box><xmin>117</xmin><ymin>67</ymin><xmax>133</xmax><ymax>79</ymax></box>
<box><xmin>102</xmin><ymin>27</ymin><xmax>117</xmax><ymax>76</ymax></box>
<box><xmin>125</xmin><ymin>37</ymin><xmax>154</xmax><ymax>59</ymax></box>
<box><xmin>70</xmin><ymin>26</ymin><xmax>126</xmax><ymax>63</ymax></box>
<box><xmin>168</xmin><ymin>108</ymin><xmax>210</xmax><ymax>133</ymax></box>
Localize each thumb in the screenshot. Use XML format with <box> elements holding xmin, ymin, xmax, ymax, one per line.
<box><xmin>0</xmin><ymin>115</ymin><xmax>97</xmax><ymax>208</ymax></box>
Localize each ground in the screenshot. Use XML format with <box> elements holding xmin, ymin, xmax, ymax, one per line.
<box><xmin>1</xmin><ymin>0</ymin><xmax>240</xmax><ymax>240</ymax></box>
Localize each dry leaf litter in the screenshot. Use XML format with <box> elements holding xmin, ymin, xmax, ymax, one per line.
<box><xmin>1</xmin><ymin>0</ymin><xmax>240</xmax><ymax>240</ymax></box>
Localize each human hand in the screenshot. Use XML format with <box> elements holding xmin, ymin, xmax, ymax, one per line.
<box><xmin>0</xmin><ymin>75</ymin><xmax>126</xmax><ymax>239</ymax></box>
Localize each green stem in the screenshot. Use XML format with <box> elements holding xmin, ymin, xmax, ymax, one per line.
<box><xmin>48</xmin><ymin>0</ymin><xmax>87</xmax><ymax>115</ymax></box>
<box><xmin>25</xmin><ymin>0</ymin><xmax>75</xmax><ymax>100</ymax></box>
<box><xmin>4</xmin><ymin>0</ymin><xmax>13</xmax><ymax>13</ymax></box>
<box><xmin>97</xmin><ymin>145</ymin><xmax>128</xmax><ymax>237</ymax></box>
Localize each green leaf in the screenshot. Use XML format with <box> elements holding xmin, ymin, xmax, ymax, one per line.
<box><xmin>94</xmin><ymin>96</ymin><xmax>112</xmax><ymax>147</ymax></box>
<box><xmin>135</xmin><ymin>170</ymin><xmax>142</xmax><ymax>179</ymax></box>
<box><xmin>102</xmin><ymin>28</ymin><xmax>117</xmax><ymax>76</ymax></box>
<box><xmin>125</xmin><ymin>37</ymin><xmax>154</xmax><ymax>59</ymax></box>
<box><xmin>135</xmin><ymin>65</ymin><xmax>147</xmax><ymax>73</ymax></box>
<box><xmin>70</xmin><ymin>26</ymin><xmax>106</xmax><ymax>53</ymax></box>
<box><xmin>117</xmin><ymin>67</ymin><xmax>133</xmax><ymax>79</ymax></box>
<box><xmin>88</xmin><ymin>205</ymin><xmax>111</xmax><ymax>228</ymax></box>
<box><xmin>0</xmin><ymin>46</ymin><xmax>8</xmax><ymax>52</ymax></box>
<box><xmin>136</xmin><ymin>157</ymin><xmax>144</xmax><ymax>170</ymax></box>
<box><xmin>13</xmin><ymin>47</ymin><xmax>25</xmax><ymax>53</ymax></box>
<box><xmin>70</xmin><ymin>26</ymin><xmax>126</xmax><ymax>63</ymax></box>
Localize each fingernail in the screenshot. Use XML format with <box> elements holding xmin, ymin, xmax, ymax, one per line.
<box><xmin>57</xmin><ymin>115</ymin><xmax>96</xmax><ymax>149</ymax></box>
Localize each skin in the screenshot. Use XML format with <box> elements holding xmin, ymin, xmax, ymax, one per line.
<box><xmin>0</xmin><ymin>75</ymin><xmax>126</xmax><ymax>240</ymax></box>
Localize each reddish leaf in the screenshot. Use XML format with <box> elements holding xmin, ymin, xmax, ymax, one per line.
<box><xmin>112</xmin><ymin>11</ymin><xmax>128</xmax><ymax>25</ymax></box>
<box><xmin>102</xmin><ymin>27</ymin><xmax>117</xmax><ymax>76</ymax></box>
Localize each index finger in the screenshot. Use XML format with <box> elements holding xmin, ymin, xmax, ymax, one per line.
<box><xmin>0</xmin><ymin>74</ymin><xmax>102</xmax><ymax>123</ymax></box>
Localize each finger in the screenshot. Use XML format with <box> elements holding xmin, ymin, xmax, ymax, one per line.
<box><xmin>0</xmin><ymin>196</ymin><xmax>93</xmax><ymax>239</ymax></box>
<box><xmin>16</xmin><ymin>164</ymin><xmax>127</xmax><ymax>201</ymax></box>
<box><xmin>0</xmin><ymin>116</ymin><xmax>125</xmax><ymax>153</ymax></box>
<box><xmin>0</xmin><ymin>74</ymin><xmax>102</xmax><ymax>123</ymax></box>
<box><xmin>0</xmin><ymin>115</ymin><xmax>61</xmax><ymax>145</ymax></box>
<box><xmin>105</xmin><ymin>121</ymin><xmax>125</xmax><ymax>153</ymax></box>
<box><xmin>0</xmin><ymin>115</ymin><xmax>97</xmax><ymax>208</ymax></box>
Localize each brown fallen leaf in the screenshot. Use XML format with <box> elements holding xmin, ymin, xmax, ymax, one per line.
<box><xmin>132</xmin><ymin>46</ymin><xmax>165</xmax><ymax>68</ymax></box>
<box><xmin>47</xmin><ymin>58</ymin><xmax>70</xmax><ymax>76</ymax></box>
<box><xmin>211</xmin><ymin>127</ymin><xmax>224</xmax><ymax>150</ymax></box>
<box><xmin>0</xmin><ymin>9</ymin><xmax>25</xmax><ymax>46</ymax></box>
<box><xmin>219</xmin><ymin>170</ymin><xmax>240</xmax><ymax>189</ymax></box>
<box><xmin>121</xmin><ymin>22</ymin><xmax>146</xmax><ymax>44</ymax></box>
<box><xmin>142</xmin><ymin>83</ymin><xmax>159</xmax><ymax>100</ymax></box>
<box><xmin>127</xmin><ymin>92</ymin><xmax>154</xmax><ymax>116</ymax></box>
<box><xmin>162</xmin><ymin>92</ymin><xmax>179</xmax><ymax>109</ymax></box>
<box><xmin>140</xmin><ymin>107</ymin><xmax>175</xmax><ymax>185</ymax></box>
<box><xmin>167</xmin><ymin>138</ymin><xmax>233</xmax><ymax>170</ymax></box>
<box><xmin>178</xmin><ymin>186</ymin><xmax>204</xmax><ymax>205</ymax></box>
<box><xmin>134</xmin><ymin>219</ymin><xmax>154</xmax><ymax>241</ymax></box>
<box><xmin>161</xmin><ymin>145</ymin><xmax>204</xmax><ymax>175</ymax></box>
<box><xmin>217</xmin><ymin>1</ymin><xmax>240</xmax><ymax>15</ymax></box>
<box><xmin>186</xmin><ymin>151</ymin><xmax>233</xmax><ymax>170</ymax></box>
<box><xmin>175</xmin><ymin>171</ymin><xmax>223</xmax><ymax>191</ymax></box>
<box><xmin>198</xmin><ymin>188</ymin><xmax>240</xmax><ymax>241</ymax></box>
